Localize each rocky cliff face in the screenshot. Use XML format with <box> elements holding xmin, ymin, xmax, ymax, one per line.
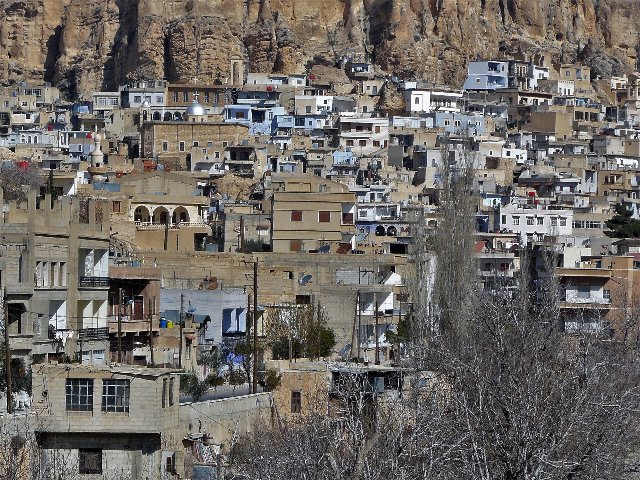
<box><xmin>1</xmin><ymin>0</ymin><xmax>639</xmax><ymax>98</ymax></box>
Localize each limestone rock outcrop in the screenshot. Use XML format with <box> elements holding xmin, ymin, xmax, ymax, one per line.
<box><xmin>1</xmin><ymin>0</ymin><xmax>639</xmax><ymax>98</ymax></box>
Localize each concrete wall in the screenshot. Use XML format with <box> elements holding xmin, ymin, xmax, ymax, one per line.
<box><xmin>179</xmin><ymin>393</ymin><xmax>271</xmax><ymax>447</ymax></box>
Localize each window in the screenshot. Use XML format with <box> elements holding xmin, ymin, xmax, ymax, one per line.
<box><xmin>79</xmin><ymin>449</ymin><xmax>102</xmax><ymax>474</ymax></box>
<box><xmin>291</xmin><ymin>391</ymin><xmax>301</xmax><ymax>413</ymax></box>
<box><xmin>66</xmin><ymin>379</ymin><xmax>93</xmax><ymax>411</ymax></box>
<box><xmin>359</xmin><ymin>140</ymin><xmax>367</xmax><ymax>147</ymax></box>
<box><xmin>373</xmin><ymin>140</ymin><xmax>380</xmax><ymax>147</ymax></box>
<box><xmin>179</xmin><ymin>141</ymin><xmax>185</xmax><ymax>152</ymax></box>
<box><xmin>133</xmin><ymin>95</ymin><xmax>142</xmax><ymax>104</ymax></box>
<box><xmin>290</xmin><ymin>210</ymin><xmax>303</xmax><ymax>222</ymax></box>
<box><xmin>560</xmin><ymin>217</ymin><xmax>567</xmax><ymax>226</ymax></box>
<box><xmin>536</xmin><ymin>217</ymin><xmax>544</xmax><ymax>226</ymax></box>
<box><xmin>162</xmin><ymin>379</ymin><xmax>167</xmax><ymax>408</ymax></box>
<box><xmin>204</xmin><ymin>92</ymin><xmax>210</xmax><ymax>103</ymax></box>
<box><xmin>414</xmin><ymin>97</ymin><xmax>420</xmax><ymax>104</ymax></box>
<box><xmin>512</xmin><ymin>216</ymin><xmax>520</xmax><ymax>225</ymax></box>
<box><xmin>551</xmin><ymin>217</ymin><xmax>558</xmax><ymax>226</ymax></box>
<box><xmin>112</xmin><ymin>201</ymin><xmax>121</xmax><ymax>214</ymax></box>
<box><xmin>169</xmin><ymin>378</ymin><xmax>174</xmax><ymax>406</ymax></box>
<box><xmin>318</xmin><ymin>211</ymin><xmax>331</xmax><ymax>223</ymax></box>
<box><xmin>102</xmin><ymin>379</ymin><xmax>130</xmax><ymax>413</ymax></box>
<box><xmin>577</xmin><ymin>285</ymin><xmax>590</xmax><ymax>299</ymax></box>
<box><xmin>193</xmin><ymin>141</ymin><xmax>199</xmax><ymax>147</ymax></box>
<box><xmin>290</xmin><ymin>240</ymin><xmax>302</xmax><ymax>252</ymax></box>
<box><xmin>214</xmin><ymin>151</ymin><xmax>220</xmax><ymax>159</ymax></box>
<box><xmin>162</xmin><ymin>141</ymin><xmax>168</xmax><ymax>152</ymax></box>
<box><xmin>604</xmin><ymin>289</ymin><xmax>611</xmax><ymax>302</ymax></box>
<box><xmin>155</xmin><ymin>95</ymin><xmax>163</xmax><ymax>104</ymax></box>
<box><xmin>346</xmin><ymin>140</ymin><xmax>354</xmax><ymax>147</ymax></box>
<box><xmin>305</xmin><ymin>106</ymin><xmax>312</xmax><ymax>114</ymax></box>
<box><xmin>173</xmin><ymin>92</ymin><xmax>179</xmax><ymax>102</ymax></box>
<box><xmin>526</xmin><ymin>217</ymin><xmax>534</xmax><ymax>226</ymax></box>
<box><xmin>183</xmin><ymin>92</ymin><xmax>189</xmax><ymax>102</ymax></box>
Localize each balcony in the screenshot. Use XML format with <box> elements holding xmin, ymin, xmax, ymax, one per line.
<box><xmin>79</xmin><ymin>276</ymin><xmax>110</xmax><ymax>288</ymax></box>
<box><xmin>78</xmin><ymin>327</ymin><xmax>110</xmax><ymax>342</ymax></box>
<box><xmin>135</xmin><ymin>221</ymin><xmax>206</xmax><ymax>231</ymax></box>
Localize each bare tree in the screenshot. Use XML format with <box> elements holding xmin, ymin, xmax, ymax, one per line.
<box><xmin>0</xmin><ymin>161</ymin><xmax>44</xmax><ymax>203</ymax></box>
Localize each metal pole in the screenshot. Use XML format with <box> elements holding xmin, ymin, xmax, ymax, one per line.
<box><xmin>4</xmin><ymin>292</ymin><xmax>12</xmax><ymax>414</ymax></box>
<box><xmin>148</xmin><ymin>298</ymin><xmax>154</xmax><ymax>366</ymax></box>
<box><xmin>374</xmin><ymin>294</ymin><xmax>380</xmax><ymax>365</ymax></box>
<box><xmin>179</xmin><ymin>293</ymin><xmax>184</xmax><ymax>368</ymax></box>
<box><xmin>117</xmin><ymin>288</ymin><xmax>122</xmax><ymax>363</ymax></box>
<box><xmin>252</xmin><ymin>260</ymin><xmax>258</xmax><ymax>394</ymax></box>
<box><xmin>163</xmin><ymin>221</ymin><xmax>168</xmax><ymax>251</ymax></box>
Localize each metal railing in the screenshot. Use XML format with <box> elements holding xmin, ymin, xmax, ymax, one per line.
<box><xmin>79</xmin><ymin>276</ymin><xmax>110</xmax><ymax>287</ymax></box>
<box><xmin>78</xmin><ymin>327</ymin><xmax>110</xmax><ymax>342</ymax></box>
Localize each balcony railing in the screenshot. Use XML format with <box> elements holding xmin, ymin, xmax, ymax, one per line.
<box><xmin>78</xmin><ymin>327</ymin><xmax>110</xmax><ymax>342</ymax></box>
<box><xmin>79</xmin><ymin>276</ymin><xmax>110</xmax><ymax>288</ymax></box>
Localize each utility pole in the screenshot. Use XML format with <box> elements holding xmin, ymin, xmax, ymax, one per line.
<box><xmin>374</xmin><ymin>293</ymin><xmax>380</xmax><ymax>365</ymax></box>
<box><xmin>148</xmin><ymin>298</ymin><xmax>154</xmax><ymax>366</ymax></box>
<box><xmin>179</xmin><ymin>293</ymin><xmax>184</xmax><ymax>369</ymax></box>
<box><xmin>357</xmin><ymin>290</ymin><xmax>361</xmax><ymax>361</ymax></box>
<box><xmin>246</xmin><ymin>294</ymin><xmax>252</xmax><ymax>339</ymax></box>
<box><xmin>252</xmin><ymin>260</ymin><xmax>258</xmax><ymax>395</ymax></box>
<box><xmin>4</xmin><ymin>292</ymin><xmax>12</xmax><ymax>414</ymax></box>
<box><xmin>117</xmin><ymin>288</ymin><xmax>122</xmax><ymax>363</ymax></box>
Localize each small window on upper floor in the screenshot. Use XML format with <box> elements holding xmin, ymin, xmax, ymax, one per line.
<box><xmin>291</xmin><ymin>391</ymin><xmax>302</xmax><ymax>413</ymax></box>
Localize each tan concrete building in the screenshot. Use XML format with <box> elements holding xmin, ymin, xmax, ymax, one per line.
<box><xmin>270</xmin><ymin>175</ymin><xmax>356</xmax><ymax>253</ymax></box>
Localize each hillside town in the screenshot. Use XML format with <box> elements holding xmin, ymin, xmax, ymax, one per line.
<box><xmin>3</xmin><ymin>51</ymin><xmax>640</xmax><ymax>478</ymax></box>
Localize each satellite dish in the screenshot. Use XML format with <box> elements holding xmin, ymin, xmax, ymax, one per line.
<box><xmin>299</xmin><ymin>274</ymin><xmax>313</xmax><ymax>286</ymax></box>
<box><xmin>318</xmin><ymin>244</ymin><xmax>331</xmax><ymax>254</ymax></box>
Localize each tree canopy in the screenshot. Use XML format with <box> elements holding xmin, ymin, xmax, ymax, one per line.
<box><xmin>605</xmin><ymin>203</ymin><xmax>640</xmax><ymax>237</ymax></box>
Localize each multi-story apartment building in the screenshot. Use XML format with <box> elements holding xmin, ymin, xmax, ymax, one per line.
<box><xmin>1</xmin><ymin>191</ymin><xmax>111</xmax><ymax>364</ymax></box>
<box><xmin>270</xmin><ymin>175</ymin><xmax>356</xmax><ymax>253</ymax></box>
<box><xmin>499</xmin><ymin>204</ymin><xmax>573</xmax><ymax>244</ymax></box>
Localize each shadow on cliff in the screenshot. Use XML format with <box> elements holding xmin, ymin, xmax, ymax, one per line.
<box><xmin>44</xmin><ymin>26</ymin><xmax>62</xmax><ymax>85</ymax></box>
<box><xmin>102</xmin><ymin>0</ymin><xmax>138</xmax><ymax>90</ymax></box>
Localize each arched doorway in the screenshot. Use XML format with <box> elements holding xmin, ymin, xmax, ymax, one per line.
<box><xmin>152</xmin><ymin>111</ymin><xmax>161</xmax><ymax>121</ymax></box>
<box><xmin>133</xmin><ymin>206</ymin><xmax>150</xmax><ymax>223</ymax></box>
<box><xmin>164</xmin><ymin>112</ymin><xmax>172</xmax><ymax>121</ymax></box>
<box><xmin>172</xmin><ymin>207</ymin><xmax>190</xmax><ymax>224</ymax></box>
<box><xmin>153</xmin><ymin>207</ymin><xmax>170</xmax><ymax>225</ymax></box>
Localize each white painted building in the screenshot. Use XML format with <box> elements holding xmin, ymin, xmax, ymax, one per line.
<box><xmin>499</xmin><ymin>204</ymin><xmax>573</xmax><ymax>244</ymax></box>
<box><xmin>403</xmin><ymin>88</ymin><xmax>462</xmax><ymax>114</ymax></box>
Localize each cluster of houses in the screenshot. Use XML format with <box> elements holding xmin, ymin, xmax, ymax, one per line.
<box><xmin>3</xmin><ymin>50</ymin><xmax>640</xmax><ymax>477</ymax></box>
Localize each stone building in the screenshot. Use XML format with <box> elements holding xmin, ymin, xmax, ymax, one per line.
<box><xmin>32</xmin><ymin>363</ymin><xmax>182</xmax><ymax>479</ymax></box>
<box><xmin>139</xmin><ymin>120</ymin><xmax>249</xmax><ymax>170</ymax></box>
